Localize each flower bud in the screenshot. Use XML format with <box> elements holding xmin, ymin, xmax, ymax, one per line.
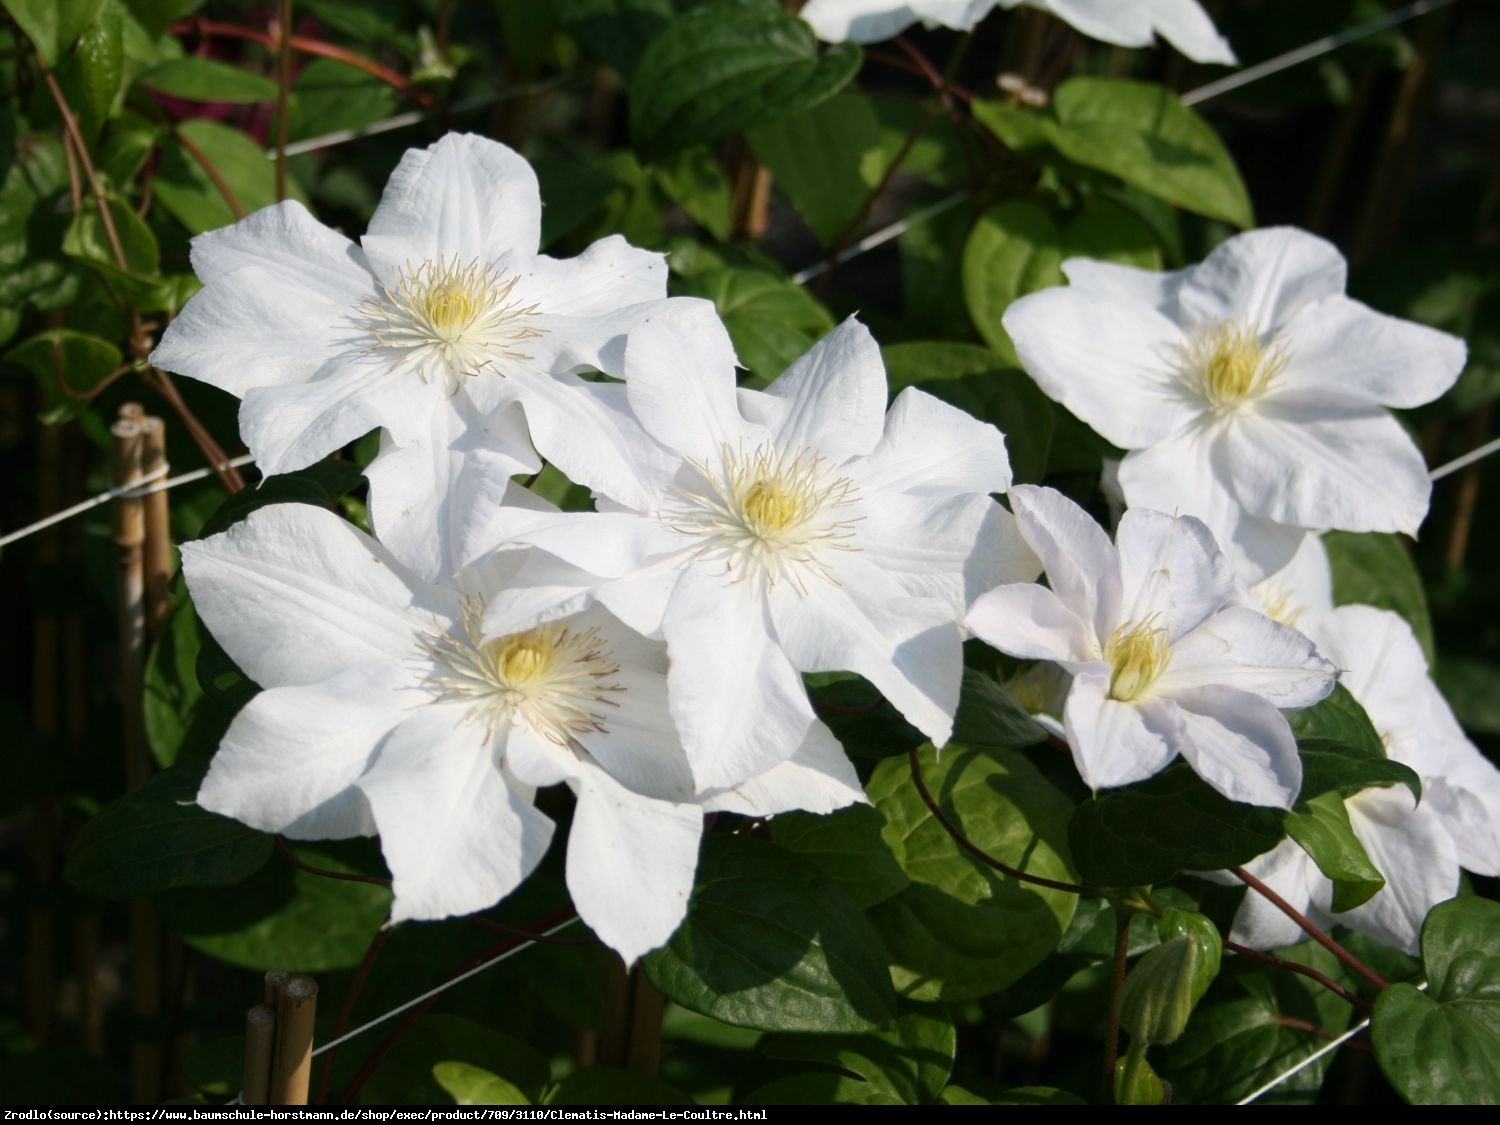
<box><xmin>1118</xmin><ymin>910</ymin><xmax>1223</xmax><ymax>1046</ymax></box>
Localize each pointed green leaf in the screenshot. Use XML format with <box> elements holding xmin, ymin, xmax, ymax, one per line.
<box><xmin>1324</xmin><ymin>531</ymin><xmax>1436</xmax><ymax>666</ymax></box>
<box><xmin>140</xmin><ymin>57</ymin><xmax>280</xmax><ymax>103</ymax></box>
<box><xmin>772</xmin><ymin>804</ymin><xmax>909</xmax><ymax>909</ymax></box>
<box><xmin>759</xmin><ymin>1008</ymin><xmax>955</xmax><ymax>1104</ymax></box>
<box><xmin>1285</xmin><ymin>792</ymin><xmax>1386</xmax><ymax>912</ymax></box>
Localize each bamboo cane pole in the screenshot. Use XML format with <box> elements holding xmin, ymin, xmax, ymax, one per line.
<box><xmin>242</xmin><ymin>1004</ymin><xmax>276</xmax><ymax>1105</ymax></box>
<box><xmin>269</xmin><ymin>975</ymin><xmax>318</xmax><ymax>1105</ymax></box>
<box><xmin>139</xmin><ymin>416</ymin><xmax>172</xmax><ymax>641</ymax></box>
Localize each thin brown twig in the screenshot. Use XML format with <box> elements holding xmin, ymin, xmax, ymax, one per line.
<box><xmin>275</xmin><ymin>838</ymin><xmax>392</xmax><ymax>887</ymax></box>
<box><xmin>1223</xmin><ymin>940</ymin><xmax>1368</xmax><ymax>1010</ymax></box>
<box><xmin>141</xmin><ymin>369</ymin><xmax>246</xmax><ymax>492</ymax></box>
<box><xmin>173</xmin><ymin>128</ymin><xmax>246</xmax><ymax>220</ymax></box>
<box><xmin>908</xmin><ymin>747</ymin><xmax>1106</xmax><ymax>896</ymax></box>
<box><xmin>464</xmin><ymin>914</ymin><xmax>600</xmax><ymax>946</ymax></box>
<box><xmin>275</xmin><ymin>0</ymin><xmax>293</xmax><ymax>204</ymax></box>
<box><xmin>1275</xmin><ymin>1015</ymin><xmax>1371</xmax><ymax>1051</ymax></box>
<box><xmin>60</xmin><ymin>130</ymin><xmax>84</xmax><ymax>216</ymax></box>
<box><xmin>1102</xmin><ymin>907</ymin><xmax>1130</xmax><ymax>1105</ymax></box>
<box><xmin>313</xmin><ymin>924</ymin><xmax>390</xmax><ymax>1105</ymax></box>
<box><xmin>51</xmin><ymin>341</ymin><xmax>133</xmax><ymax>402</ymax></box>
<box><xmin>37</xmin><ymin>52</ymin><xmax>127</xmax><ymax>270</ymax></box>
<box><xmin>1231</xmin><ymin>867</ymin><xmax>1389</xmax><ymax>991</ymax></box>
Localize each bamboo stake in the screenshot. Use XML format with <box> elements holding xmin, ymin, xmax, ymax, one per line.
<box><xmin>270</xmin><ymin>975</ymin><xmax>318</xmax><ymax>1105</ymax></box>
<box><xmin>114</xmin><ymin>404</ymin><xmax>162</xmax><ymax>1104</ymax></box>
<box><xmin>243</xmin><ymin>1004</ymin><xmax>276</xmax><ymax>1106</ymax></box>
<box><xmin>265</xmin><ymin>969</ymin><xmax>290</xmax><ymax>1007</ymax></box>
<box><xmin>139</xmin><ymin>416</ymin><xmax>172</xmax><ymax>641</ymax></box>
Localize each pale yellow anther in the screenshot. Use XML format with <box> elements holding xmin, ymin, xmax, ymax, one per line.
<box><xmin>1185</xmin><ymin>321</ymin><xmax>1287</xmax><ymax>412</ymax></box>
<box><xmin>494</xmin><ymin>632</ymin><xmax>551</xmax><ymax>684</ymax></box>
<box><xmin>1105</xmin><ymin>618</ymin><xmax>1171</xmax><ymax>702</ymax></box>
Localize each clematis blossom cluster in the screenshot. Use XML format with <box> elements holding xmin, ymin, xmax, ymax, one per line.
<box><xmin>157</xmin><ymin>126</ymin><xmax>1487</xmax><ymax>969</ymax></box>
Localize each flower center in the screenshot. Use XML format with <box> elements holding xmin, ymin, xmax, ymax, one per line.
<box><xmin>1184</xmin><ymin>321</ymin><xmax>1287</xmax><ymax>412</ymax></box>
<box><xmin>355</xmin><ymin>257</ymin><xmax>544</xmax><ymax>391</ymax></box>
<box><xmin>424</xmin><ymin>601</ymin><xmax>622</xmax><ymax>743</ymax></box>
<box><xmin>1104</xmin><ymin>618</ymin><xmax>1170</xmax><ymax>702</ymax></box>
<box><xmin>671</xmin><ymin>441</ymin><xmax>861</xmax><ymax>591</ymax></box>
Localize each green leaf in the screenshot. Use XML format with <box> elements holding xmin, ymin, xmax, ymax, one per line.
<box><xmin>1373</xmin><ymin>897</ymin><xmax>1500</xmax><ymax>1105</ymax></box>
<box><xmin>1115</xmin><ymin>1047</ymin><xmax>1166</xmax><ymax>1105</ymax></box>
<box><xmin>653</xmin><ymin>147</ymin><xmax>732</xmax><ymax>242</ymax></box>
<box><xmin>772</xmin><ymin>804</ymin><xmax>909</xmax><ymax>909</ymax></box>
<box><xmin>1284</xmin><ymin>793</ymin><xmax>1386</xmax><ymax>913</ymax></box>
<box><xmin>867</xmin><ymin>743</ymin><xmax>1077</xmax><ymax>1002</ymax></box>
<box><xmin>288</xmin><ymin>58</ymin><xmax>398</xmax><ymax>143</ymax></box>
<box><xmin>432</xmin><ymin>1062</ymin><xmax>528</xmax><ymax>1106</ymax></box>
<box><xmin>155</xmin><ymin>119</ymin><xmax>308</xmax><ymax>235</ymax></box>
<box><xmin>744</xmin><ymin>1071</ymin><xmax>899</xmax><ymax>1104</ymax></box>
<box><xmin>63</xmin><ymin>759</ymin><xmax>273</xmax><ymax>899</ymax></box>
<box><xmin>962</xmin><ymin>197</ymin><xmax>1159</xmax><ymax>363</ymax></box>
<box><xmin>545</xmin><ymin>1067</ymin><xmax>693</xmax><ymax>1106</ymax></box>
<box><xmin>140</xmin><ymin>57</ymin><xmax>279</xmax><ymax>103</ymax></box>
<box><xmin>759</xmin><ymin>1008</ymin><xmax>955</xmax><ymax>1104</ymax></box>
<box><xmin>2</xmin><ymin>0</ymin><xmax>106</xmax><ymax>66</ymax></box>
<box><xmin>630</xmin><ymin>0</ymin><xmax>861</xmax><ymax>160</ymax></box>
<box><xmin>1161</xmin><ymin>942</ymin><xmax>1351</xmax><ymax>1104</ymax></box>
<box><xmin>559</xmin><ymin>0</ymin><xmax>672</xmax><ymax>76</ymax></box>
<box><xmin>67</xmin><ymin>0</ymin><xmax>124</xmax><ymax>140</ymax></box>
<box><xmin>63</xmin><ymin>193</ymin><xmax>159</xmax><ymax>275</ymax></box>
<box><xmin>195</xmin><ymin>461</ymin><xmax>366</xmax><ymax>540</ymax></box>
<box><xmin>1119</xmin><ymin>911</ymin><xmax>1222</xmax><ymax>1047</ymax></box>
<box><xmin>6</xmin><ymin>329</ymin><xmax>122</xmax><ymax>422</ymax></box>
<box><xmin>1324</xmin><ymin>531</ymin><xmax>1436</xmax><ymax>666</ymax></box>
<box><xmin>155</xmin><ymin>841</ymin><xmax>391</xmax><ymax>971</ymax></box>
<box><xmin>673</xmin><ymin>267</ymin><xmax>833</xmax><ymax>383</ymax></box>
<box><xmin>950</xmin><ymin>669</ymin><xmax>1048</xmax><ymax>750</ymax></box>
<box><xmin>357</xmin><ymin>1016</ymin><xmax>549</xmax><ymax>1105</ymax></box>
<box><xmin>880</xmin><ymin>343</ymin><xmax>1055</xmax><ymax>484</ymax></box>
<box><xmin>1068</xmin><ymin>763</ymin><xmax>1286</xmax><ymax>887</ymax></box>
<box><xmin>1290</xmin><ymin>684</ymin><xmax>1421</xmax><ymax>804</ymax></box>
<box><xmin>534</xmin><ymin>156</ymin><xmax>626</xmax><ymax>248</ymax></box>
<box><xmin>747</xmin><ymin>93</ymin><xmax>882</xmax><ymax>245</ymax></box>
<box><xmin>1435</xmin><ymin>656</ymin><xmax>1500</xmax><ymax>736</ymax></box>
<box><xmin>1288</xmin><ymin>683</ymin><xmax>1385</xmax><ymax>761</ymax></box>
<box><xmin>642</xmin><ymin>835</ymin><xmax>898</xmax><ymax>1033</ymax></box>
<box><xmin>143</xmin><ymin>595</ymin><xmax>205</xmax><ymax>768</ymax></box>
<box><xmin>975</xmin><ymin>80</ymin><xmax>1253</xmax><ymax>228</ymax></box>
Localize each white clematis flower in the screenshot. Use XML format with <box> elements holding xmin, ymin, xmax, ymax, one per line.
<box><xmin>966</xmin><ymin>485</ymin><xmax>1337</xmax><ymax>807</ymax></box>
<box><xmin>463</xmin><ymin>305</ymin><xmax>1038</xmax><ymax>790</ymax></box>
<box><xmin>1002</xmin><ymin>228</ymin><xmax>1468</xmax><ymax>580</ymax></box>
<box><xmin>1229</xmin><ymin>566</ymin><xmax>1500</xmax><ymax>951</ymax></box>
<box><xmin>801</xmin><ymin>0</ymin><xmax>1235</xmax><ymax>64</ymax></box>
<box><xmin>181</xmin><ymin>502</ymin><xmax>862</xmax><ymax>964</ymax></box>
<box><xmin>151</xmin><ymin>133</ymin><xmax>672</xmax><ymax>517</ymax></box>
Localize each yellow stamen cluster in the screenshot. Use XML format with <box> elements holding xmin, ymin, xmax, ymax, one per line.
<box><xmin>1183</xmin><ymin>321</ymin><xmax>1287</xmax><ymax>413</ymax></box>
<box><xmin>1104</xmin><ymin>618</ymin><xmax>1171</xmax><ymax>702</ymax></box>
<box><xmin>425</xmin><ymin>601</ymin><xmax>622</xmax><ymax>743</ymax></box>
<box><xmin>674</xmin><ymin>441</ymin><xmax>862</xmax><ymax>590</ymax></box>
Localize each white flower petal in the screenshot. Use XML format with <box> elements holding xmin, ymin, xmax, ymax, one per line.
<box><xmin>1118</xmin><ymin>427</ymin><xmax>1308</xmax><ymax>582</ymax></box>
<box><xmin>762</xmin><ymin>317</ymin><xmax>887</xmax><ymax>462</ymax></box>
<box><xmin>362</xmin><ymin>134</ymin><xmax>541</xmax><ymax>279</ymax></box>
<box><xmin>500</xmin><ymin>719</ymin><xmax>575</xmax><ymax>791</ymax></box>
<box><xmin>516</xmin><ymin>235</ymin><xmax>666</xmax><ymax>318</ymax></box>
<box><xmin>1427</xmin><ymin>777</ymin><xmax>1500</xmax><ymax>878</ymax></box>
<box><xmin>861</xmin><ymin>494</ymin><xmax>1036</xmax><ymax>612</ymax></box>
<box><xmin>1157</xmin><ymin>607</ymin><xmax>1335</xmax><ymax>708</ymax></box>
<box><xmin>801</xmin><ymin>0</ymin><xmax>992</xmax><ymax>42</ymax></box>
<box><xmin>1060</xmin><ymin>257</ymin><xmax>1190</xmax><ymax>314</ymax></box>
<box><xmin>623</xmin><ymin>299</ymin><xmax>745</xmax><ymax>461</ymax></box>
<box><xmin>1224</xmin><ymin>390</ymin><xmax>1432</xmax><ymax>536</ymax></box>
<box><xmin>771</xmin><ymin>557</ymin><xmax>961</xmax><ymax>745</ymax></box>
<box><xmin>1008</xmin><ymin>484</ymin><xmax>1121</xmax><ymax>643</ymax></box>
<box><xmin>358</xmin><ymin>704</ymin><xmax>554</xmax><ymax>923</ymax></box>
<box><xmin>366</xmin><ymin>398</ymin><xmax>538</xmax><ymax>583</ymax></box>
<box><xmin>1250</xmin><ymin>532</ymin><xmax>1333</xmax><ymax>622</ymax></box>
<box><xmin>703</xmin><ymin>720</ymin><xmax>864</xmax><ymax>816</ymax></box>
<box><xmin>197</xmin><ymin>665</ymin><xmax>417</xmax><ymax>839</ymax></box>
<box><xmin>1278</xmin><ymin>295</ymin><xmax>1466</xmax><ymax>409</ymax></box>
<box><xmin>1115</xmin><ymin>507</ymin><xmax>1233</xmax><ymax>640</ymax></box>
<box><xmin>852</xmin><ymin>386</ymin><xmax>1012</xmax><ymax>497</ymax></box>
<box><xmin>1140</xmin><ymin>0</ymin><xmax>1236</xmax><ymax>64</ymax></box>
<box><xmin>1177</xmin><ymin>227</ymin><xmax>1348</xmax><ymax>336</ymax></box>
<box><xmin>180</xmin><ymin>504</ymin><xmax>432</xmax><ymax>689</ymax></box>
<box><xmin>1003</xmin><ymin>287</ymin><xmax>1199</xmax><ymax>449</ymax></box>
<box><xmin>966</xmin><ymin>582</ymin><xmax>1093</xmax><ymax>663</ymax></box>
<box><xmin>567</xmin><ymin>770</ymin><xmax>701</xmax><ymax>965</ymax></box>
<box><xmin>1343</xmin><ymin>787</ymin><xmax>1460</xmax><ymax>954</ymax></box>
<box><xmin>1165</xmin><ymin>685</ymin><xmax>1302</xmax><ymax>808</ymax></box>
<box><xmin>1063</xmin><ymin>668</ymin><xmax>1179</xmax><ymax>791</ymax></box>
<box><xmin>239</xmin><ymin>357</ymin><xmax>438</xmax><ymax>477</ymax></box>
<box><xmin>662</xmin><ymin>569</ymin><xmax>816</xmax><ymax>789</ymax></box>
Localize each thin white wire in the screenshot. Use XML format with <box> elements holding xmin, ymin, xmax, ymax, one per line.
<box><xmin>309</xmin><ymin>916</ymin><xmax>579</xmax><ymax>1059</ymax></box>
<box><xmin>1181</xmin><ymin>0</ymin><xmax>1457</xmax><ymax>107</ymax></box>
<box><xmin>1235</xmin><ymin>981</ymin><xmax>1428</xmax><ymax>1105</ymax></box>
<box><xmin>0</xmin><ymin>455</ymin><xmax>255</xmax><ymax>551</ymax></box>
<box><xmin>1429</xmin><ymin>434</ymin><xmax>1500</xmax><ymax>481</ymax></box>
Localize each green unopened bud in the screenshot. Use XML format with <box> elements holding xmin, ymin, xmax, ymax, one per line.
<box><xmin>1115</xmin><ymin>1043</ymin><xmax>1166</xmax><ymax>1106</ymax></box>
<box><xmin>1118</xmin><ymin>910</ymin><xmax>1223</xmax><ymax>1046</ymax></box>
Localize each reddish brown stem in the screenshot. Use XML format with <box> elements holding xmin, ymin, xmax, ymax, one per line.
<box><xmin>313</xmin><ymin>924</ymin><xmax>390</xmax><ymax>1105</ymax></box>
<box><xmin>909</xmin><ymin>748</ymin><xmax>1105</xmax><ymax>896</ymax></box>
<box><xmin>1224</xmin><ymin>940</ymin><xmax>1368</xmax><ymax>1010</ymax></box>
<box><xmin>275</xmin><ymin>0</ymin><xmax>293</xmax><ymax>203</ymax></box>
<box><xmin>1275</xmin><ymin>1015</ymin><xmax>1370</xmax><ymax>1051</ymax></box>
<box><xmin>174</xmin><ymin>128</ymin><xmax>246</xmax><ymax>220</ymax></box>
<box><xmin>889</xmin><ymin>38</ymin><xmax>974</xmax><ymax>105</ymax></box>
<box><xmin>141</xmin><ymin>369</ymin><xmax>246</xmax><ymax>493</ymax></box>
<box><xmin>464</xmin><ymin>914</ymin><xmax>599</xmax><ymax>946</ymax></box>
<box><xmin>275</xmin><ymin>838</ymin><xmax>392</xmax><ymax>887</ymax></box>
<box><xmin>1102</xmin><ymin>906</ymin><xmax>1130</xmax><ymax>1105</ymax></box>
<box><xmin>52</xmin><ymin>343</ymin><xmax>133</xmax><ymax>402</ymax></box>
<box><xmin>174</xmin><ymin>19</ymin><xmax>431</xmax><ymax>106</ymax></box>
<box><xmin>1231</xmin><ymin>867</ymin><xmax>1389</xmax><ymax>991</ymax></box>
<box><xmin>811</xmin><ymin>695</ymin><xmax>885</xmax><ymax>715</ymax></box>
<box><xmin>37</xmin><ymin>54</ymin><xmax>127</xmax><ymax>270</ymax></box>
